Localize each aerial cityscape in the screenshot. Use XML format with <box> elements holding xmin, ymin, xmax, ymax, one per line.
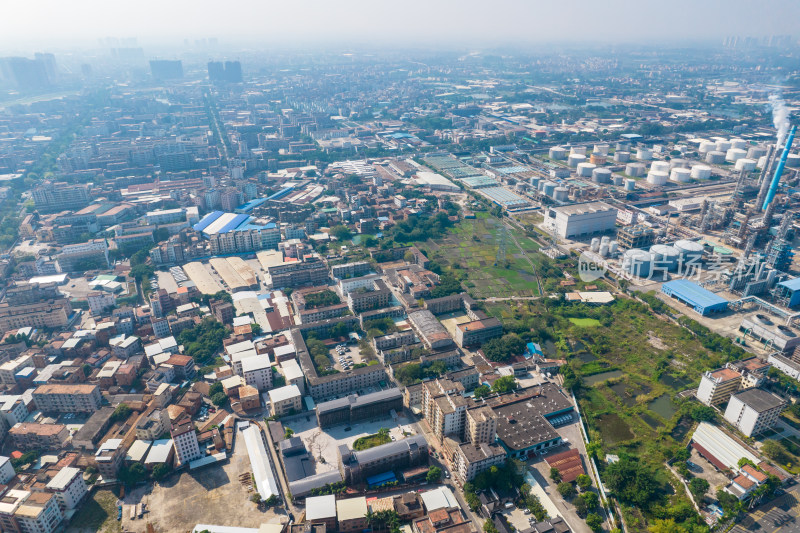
<box><xmin>1</xmin><ymin>2</ymin><xmax>800</xmax><ymax>533</ymax></box>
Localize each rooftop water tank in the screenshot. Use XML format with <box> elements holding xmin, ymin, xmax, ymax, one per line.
<box><xmin>626</xmin><ymin>163</ymin><xmax>646</xmax><ymax>177</ymax></box>
<box><xmin>549</xmin><ymin>146</ymin><xmax>567</xmax><ymax>160</ymax></box>
<box><xmin>726</xmin><ymin>148</ymin><xmax>747</xmax><ymax>162</ymax></box>
<box><xmin>577</xmin><ymin>162</ymin><xmax>596</xmax><ymax>177</ymax></box>
<box><xmin>706</xmin><ymin>151</ymin><xmax>725</xmax><ymax>164</ymax></box>
<box><xmin>670</xmin><ymin>168</ymin><xmax>692</xmax><ymax>183</ymax></box>
<box><xmin>690</xmin><ymin>164</ymin><xmax>712</xmax><ymax>180</ymax></box>
<box><xmin>568</xmin><ymin>153</ymin><xmax>586</xmax><ymax>168</ymax></box>
<box><xmin>592</xmin><ymin>168</ymin><xmax>612</xmax><ymax>183</ymax></box>
<box><xmin>647</xmin><ymin>170</ymin><xmax>669</xmax><ymax>185</ymax></box>
<box><xmin>735</xmin><ymin>158</ymin><xmax>757</xmax><ymax>172</ymax></box>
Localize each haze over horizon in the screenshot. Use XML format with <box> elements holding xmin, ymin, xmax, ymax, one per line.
<box><xmin>1</xmin><ymin>0</ymin><xmax>799</xmax><ymax>53</ymax></box>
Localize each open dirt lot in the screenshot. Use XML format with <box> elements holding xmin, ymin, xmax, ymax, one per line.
<box><xmin>688</xmin><ymin>447</ymin><xmax>731</xmax><ymax>493</ymax></box>
<box><xmin>121</xmin><ymin>432</ymin><xmax>281</xmax><ymax>531</ymax></box>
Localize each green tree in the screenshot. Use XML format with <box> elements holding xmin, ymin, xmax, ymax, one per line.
<box><xmin>580</xmin><ymin>491</ymin><xmax>599</xmax><ymax>510</ymax></box>
<box><xmin>151</xmin><ymin>463</ymin><xmax>171</xmax><ymax>481</ymax></box>
<box><xmin>209</xmin><ymin>381</ymin><xmax>223</xmax><ymax>396</ymax></box>
<box><xmin>576</xmin><ymin>474</ymin><xmax>592</xmax><ymax>491</ymax></box>
<box><xmin>110</xmin><ymin>403</ymin><xmax>131</xmax><ymax>423</ymax></box>
<box><xmin>690</xmin><ymin>404</ymin><xmax>716</xmax><ymax>422</ymax></box>
<box><xmin>716</xmin><ymin>488</ymin><xmax>740</xmax><ymax>515</ymax></box>
<box><xmin>762</xmin><ymin>440</ymin><xmax>789</xmax><ymax>463</ymax></box>
<box><xmin>211</xmin><ymin>392</ymin><xmax>229</xmax><ymax>407</ymax></box>
<box><xmin>557</xmin><ymin>482</ymin><xmax>576</xmax><ymax>499</ymax></box>
<box><xmin>549</xmin><ymin>467</ymin><xmax>562</xmax><ymax>483</ymax></box>
<box><xmin>483</xmin><ymin>520</ymin><xmax>499</xmax><ymax>533</ymax></box>
<box><xmin>474</xmin><ymin>385</ymin><xmax>491</xmax><ymax>399</ymax></box>
<box><xmin>491</xmin><ymin>375</ymin><xmax>517</xmax><ymax>394</ymax></box>
<box><xmin>284</xmin><ymin>428</ymin><xmax>294</xmax><ymax>439</ymax></box>
<box><xmin>585</xmin><ymin>513</ymin><xmax>603</xmax><ymax>532</ymax></box>
<box><xmin>427</xmin><ymin>467</ymin><xmax>442</xmax><ymax>483</ymax></box>
<box><xmin>330</xmin><ymin>225</ymin><xmax>352</xmax><ymax>240</ymax></box>
<box><xmin>251</xmin><ymin>323</ymin><xmax>262</xmax><ymax>336</ymax></box>
<box><xmin>604</xmin><ymin>457</ymin><xmax>658</xmax><ymax>508</ymax></box>
<box><xmin>689</xmin><ymin>477</ymin><xmax>709</xmax><ymax>501</ymax></box>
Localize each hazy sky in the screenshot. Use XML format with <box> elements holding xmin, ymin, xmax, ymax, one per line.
<box><xmin>1</xmin><ymin>0</ymin><xmax>798</xmax><ymax>51</ymax></box>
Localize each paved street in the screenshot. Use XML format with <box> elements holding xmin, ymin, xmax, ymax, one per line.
<box><xmin>732</xmin><ymin>485</ymin><xmax>800</xmax><ymax>533</ymax></box>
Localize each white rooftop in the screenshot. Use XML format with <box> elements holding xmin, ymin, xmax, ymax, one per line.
<box><xmin>268</xmin><ymin>384</ymin><xmax>301</xmax><ymax>404</ymax></box>
<box><xmin>306</xmin><ymin>494</ymin><xmax>337</xmax><ymax>520</ymax></box>
<box><xmin>420</xmin><ymin>486</ymin><xmax>459</xmax><ymax>511</ymax></box>
<box><xmin>45</xmin><ymin>467</ymin><xmax>81</xmax><ymax>490</ymax></box>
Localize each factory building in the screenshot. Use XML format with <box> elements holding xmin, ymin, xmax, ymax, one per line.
<box><xmin>661</xmin><ymin>280</ymin><xmax>728</xmax><ymax>316</ymax></box>
<box><xmin>724</xmin><ymin>388</ymin><xmax>785</xmax><ymax>437</ymax></box>
<box><xmin>544</xmin><ymin>202</ymin><xmax>617</xmax><ymax>239</ymax></box>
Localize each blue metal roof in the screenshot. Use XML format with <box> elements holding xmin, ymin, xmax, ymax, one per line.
<box><xmin>218</xmin><ymin>213</ymin><xmax>250</xmax><ymax>233</ymax></box>
<box><xmin>661</xmin><ymin>279</ymin><xmax>728</xmax><ymax>308</ymax></box>
<box><xmin>236</xmin><ymin>198</ymin><xmax>268</xmax><ymax>212</ymax></box>
<box><xmin>193</xmin><ymin>211</ymin><xmax>224</xmax><ymax>232</ymax></box>
<box><xmin>778</xmin><ymin>278</ymin><xmax>800</xmax><ymax>291</ymax></box>
<box><xmin>267</xmin><ymin>186</ymin><xmax>294</xmax><ymax>201</ymax></box>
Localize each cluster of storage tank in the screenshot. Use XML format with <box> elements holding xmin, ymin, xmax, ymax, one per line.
<box><xmin>590</xmin><ymin>236</ymin><xmax>619</xmax><ymax>258</ymax></box>
<box><xmin>620</xmin><ymin>240</ymin><xmax>705</xmax><ymax>278</ymax></box>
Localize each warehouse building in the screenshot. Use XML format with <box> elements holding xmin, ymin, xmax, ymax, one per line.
<box><xmin>661</xmin><ymin>279</ymin><xmax>728</xmax><ymax>316</ymax></box>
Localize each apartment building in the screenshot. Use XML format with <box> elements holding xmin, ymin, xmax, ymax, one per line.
<box><xmin>0</xmin><ymin>353</ymin><xmax>34</xmax><ymax>385</ymax></box>
<box><xmin>0</xmin><ymin>490</ymin><xmax>63</xmax><ymax>533</ymax></box>
<box><xmin>32</xmin><ymin>384</ymin><xmax>102</xmax><ymax>413</ymax></box>
<box><xmin>454</xmin><ymin>318</ymin><xmax>503</xmax><ymax>348</ymax></box>
<box><xmin>316</xmin><ymin>389</ymin><xmax>404</xmax><ymax>428</ymax></box>
<box><xmin>95</xmin><ymin>439</ymin><xmax>125</xmax><ymax>480</ymax></box>
<box><xmin>724</xmin><ymin>388</ymin><xmax>785</xmax><ymax>437</ymax></box>
<box><xmin>268</xmin><ymin>385</ymin><xmax>302</xmax><ymax>416</ymax></box>
<box><xmin>171</xmin><ymin>413</ymin><xmax>203</xmax><ymax>465</ymax></box>
<box><xmin>242</xmin><ymin>356</ymin><xmax>273</xmax><ymax>392</ymax></box>
<box><xmin>0</xmin><ymin>299</ymin><xmax>72</xmax><ymax>330</ymax></box>
<box><xmin>45</xmin><ymin>467</ymin><xmax>88</xmax><ymax>511</ymax></box>
<box><xmin>32</xmin><ymin>181</ymin><xmax>90</xmax><ymax>211</ymax></box>
<box><xmin>346</xmin><ymin>279</ymin><xmax>392</xmax><ymax>313</ymax></box>
<box><xmin>266</xmin><ymin>256</ymin><xmax>328</xmax><ymax>289</ymax></box>
<box><xmin>136</xmin><ymin>409</ymin><xmax>171</xmax><ymax>440</ymax></box>
<box><xmin>331</xmin><ymin>261</ymin><xmax>371</xmax><ymax>280</ymax></box>
<box><xmin>9</xmin><ymin>423</ymin><xmax>70</xmax><ymax>449</ymax></box>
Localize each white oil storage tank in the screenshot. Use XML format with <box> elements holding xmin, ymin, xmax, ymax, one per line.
<box><xmin>647</xmin><ymin>170</ymin><xmax>669</xmax><ymax>185</ymax></box>
<box><xmin>675</xmin><ymin>239</ymin><xmax>704</xmax><ymax>265</ymax></box>
<box><xmin>787</xmin><ymin>154</ymin><xmax>800</xmax><ymax>168</ymax></box>
<box><xmin>599</xmin><ymin>243</ymin><xmax>609</xmax><ymax>257</ymax></box>
<box><xmin>609</xmin><ymin>240</ymin><xmax>619</xmax><ymax>255</ymax></box>
<box><xmin>670</xmin><ymin>158</ymin><xmax>689</xmax><ymax>169</ymax></box>
<box><xmin>570</xmin><ymin>146</ymin><xmax>587</xmax><ymax>156</ymax></box>
<box><xmin>530</xmin><ymin>176</ymin><xmax>541</xmax><ymax>189</ymax></box>
<box><xmin>624</xmin><ymin>179</ymin><xmax>636</xmax><ymax>191</ymax></box>
<box><xmin>591</xmin><ymin>238</ymin><xmax>600</xmax><ymax>252</ymax></box>
<box><xmin>542</xmin><ymin>181</ymin><xmax>557</xmax><ymax>197</ymax></box>
<box><xmin>622</xmin><ymin>249</ymin><xmax>652</xmax><ymax>278</ymax></box>
<box><xmin>593</xmin><ymin>144</ymin><xmax>609</xmax><ymax>156</ymax></box>
<box><xmin>670</xmin><ymin>168</ymin><xmax>691</xmax><ymax>183</ymax></box>
<box><xmin>553</xmin><ymin>187</ymin><xmax>569</xmax><ymax>202</ymax></box>
<box><xmin>626</xmin><ymin>163</ymin><xmax>646</xmax><ymax>177</ymax></box>
<box><xmin>706</xmin><ymin>151</ymin><xmax>725</xmax><ymax>164</ymax></box>
<box><xmin>614</xmin><ymin>151</ymin><xmax>631</xmax><ymax>163</ymax></box>
<box><xmin>650</xmin><ymin>244</ymin><xmax>680</xmax><ymax>271</ymax></box>
<box><xmin>592</xmin><ymin>168</ymin><xmax>612</xmax><ymax>183</ymax></box>
<box><xmin>716</xmin><ymin>140</ymin><xmax>732</xmax><ymax>152</ymax></box>
<box><xmin>726</xmin><ymin>148</ymin><xmax>747</xmax><ymax>162</ymax></box>
<box><xmin>735</xmin><ymin>158</ymin><xmax>757</xmax><ymax>172</ymax></box>
<box><xmin>613</xmin><ymin>175</ymin><xmax>624</xmax><ymax>186</ymax></box>
<box><xmin>577</xmin><ymin>162</ymin><xmax>596</xmax><ymax>177</ymax></box>
<box><xmin>636</xmin><ymin>148</ymin><xmax>653</xmax><ymax>160</ymax></box>
<box><xmin>549</xmin><ymin>146</ymin><xmax>567</xmax><ymax>160</ymax></box>
<box><xmin>651</xmin><ymin>161</ymin><xmax>670</xmax><ymax>173</ymax></box>
<box><xmin>729</xmin><ymin>138</ymin><xmax>747</xmax><ymax>150</ymax></box>
<box><xmin>747</xmin><ymin>146</ymin><xmax>767</xmax><ymax>159</ymax></box>
<box><xmin>690</xmin><ymin>165</ymin><xmax>712</xmax><ymax>180</ymax></box>
<box><xmin>568</xmin><ymin>153</ymin><xmax>586</xmax><ymax>167</ymax></box>
<box><xmin>699</xmin><ymin>141</ymin><xmax>717</xmax><ymax>154</ymax></box>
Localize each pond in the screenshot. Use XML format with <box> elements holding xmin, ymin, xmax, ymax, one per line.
<box><xmin>659</xmin><ymin>374</ymin><xmax>691</xmax><ymax>390</ymax></box>
<box><xmin>572</xmin><ymin>339</ymin><xmax>586</xmax><ymax>352</ymax></box>
<box><xmin>577</xmin><ymin>352</ymin><xmax>596</xmax><ymax>363</ymax></box>
<box><xmin>610</xmin><ymin>382</ymin><xmax>637</xmax><ymax>407</ymax></box>
<box><xmin>640</xmin><ymin>413</ymin><xmax>662</xmax><ymax>430</ymax></box>
<box><xmin>671</xmin><ymin>417</ymin><xmax>692</xmax><ymax>441</ymax></box>
<box><xmin>597</xmin><ymin>413</ymin><xmax>634</xmax><ymax>444</ymax></box>
<box><xmin>649</xmin><ymin>394</ymin><xmax>679</xmax><ymax>420</ymax></box>
<box><xmin>584</xmin><ymin>370</ymin><xmax>624</xmax><ymax>386</ymax></box>
<box><xmin>543</xmin><ymin>340</ymin><xmax>557</xmax><ymax>357</ymax></box>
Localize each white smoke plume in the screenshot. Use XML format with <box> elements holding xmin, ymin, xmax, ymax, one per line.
<box><xmin>769</xmin><ymin>93</ymin><xmax>790</xmax><ymax>145</ymax></box>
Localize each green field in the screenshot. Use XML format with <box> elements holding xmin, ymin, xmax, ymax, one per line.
<box><xmin>66</xmin><ymin>489</ymin><xmax>122</xmax><ymax>533</ymax></box>
<box><xmin>422</xmin><ymin>213</ymin><xmax>543</xmax><ymax>298</ymax></box>
<box><xmin>353</xmin><ymin>432</ymin><xmax>391</xmax><ymax>451</ymax></box>
<box><xmin>568</xmin><ymin>317</ymin><xmax>601</xmax><ymax>327</ymax></box>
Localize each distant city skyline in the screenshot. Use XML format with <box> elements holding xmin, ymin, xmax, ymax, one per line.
<box><xmin>1</xmin><ymin>0</ymin><xmax>798</xmax><ymax>52</ymax></box>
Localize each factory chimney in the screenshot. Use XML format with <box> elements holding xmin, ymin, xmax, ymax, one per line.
<box><xmin>763</xmin><ymin>124</ymin><xmax>797</xmax><ymax>211</ymax></box>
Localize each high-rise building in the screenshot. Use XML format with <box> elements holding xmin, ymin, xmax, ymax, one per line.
<box><xmin>208</xmin><ymin>61</ymin><xmax>243</xmax><ymax>83</ymax></box>
<box><xmin>149</xmin><ymin>60</ymin><xmax>183</xmax><ymax>80</ymax></box>
<box><xmin>171</xmin><ymin>413</ymin><xmax>202</xmax><ymax>465</ymax></box>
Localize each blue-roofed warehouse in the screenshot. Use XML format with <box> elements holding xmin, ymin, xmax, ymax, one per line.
<box><xmin>661</xmin><ymin>279</ymin><xmax>728</xmax><ymax>316</ymax></box>
<box><xmin>775</xmin><ymin>278</ymin><xmax>800</xmax><ymax>307</ymax></box>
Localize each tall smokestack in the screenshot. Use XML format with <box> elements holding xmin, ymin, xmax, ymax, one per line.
<box><xmin>763</xmin><ymin>124</ymin><xmax>797</xmax><ymax>211</ymax></box>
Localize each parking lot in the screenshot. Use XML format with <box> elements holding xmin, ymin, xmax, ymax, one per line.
<box><xmin>288</xmin><ymin>411</ymin><xmax>420</xmax><ymax>475</ymax></box>
<box><xmin>331</xmin><ymin>344</ymin><xmax>362</xmax><ymax>372</ymax></box>
<box><xmin>688</xmin><ymin>448</ymin><xmax>731</xmax><ymax>493</ymax></box>
<box><xmin>123</xmin><ymin>430</ymin><xmax>282</xmax><ymax>531</ymax></box>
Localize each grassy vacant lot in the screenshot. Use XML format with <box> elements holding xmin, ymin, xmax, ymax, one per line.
<box><xmin>353</xmin><ymin>431</ymin><xmax>391</xmax><ymax>451</ymax></box>
<box><xmin>66</xmin><ymin>489</ymin><xmax>121</xmax><ymax>533</ymax></box>
<box><xmin>568</xmin><ymin>317</ymin><xmax>601</xmax><ymax>327</ymax></box>
<box><xmin>422</xmin><ymin>213</ymin><xmax>542</xmax><ymax>299</ymax></box>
